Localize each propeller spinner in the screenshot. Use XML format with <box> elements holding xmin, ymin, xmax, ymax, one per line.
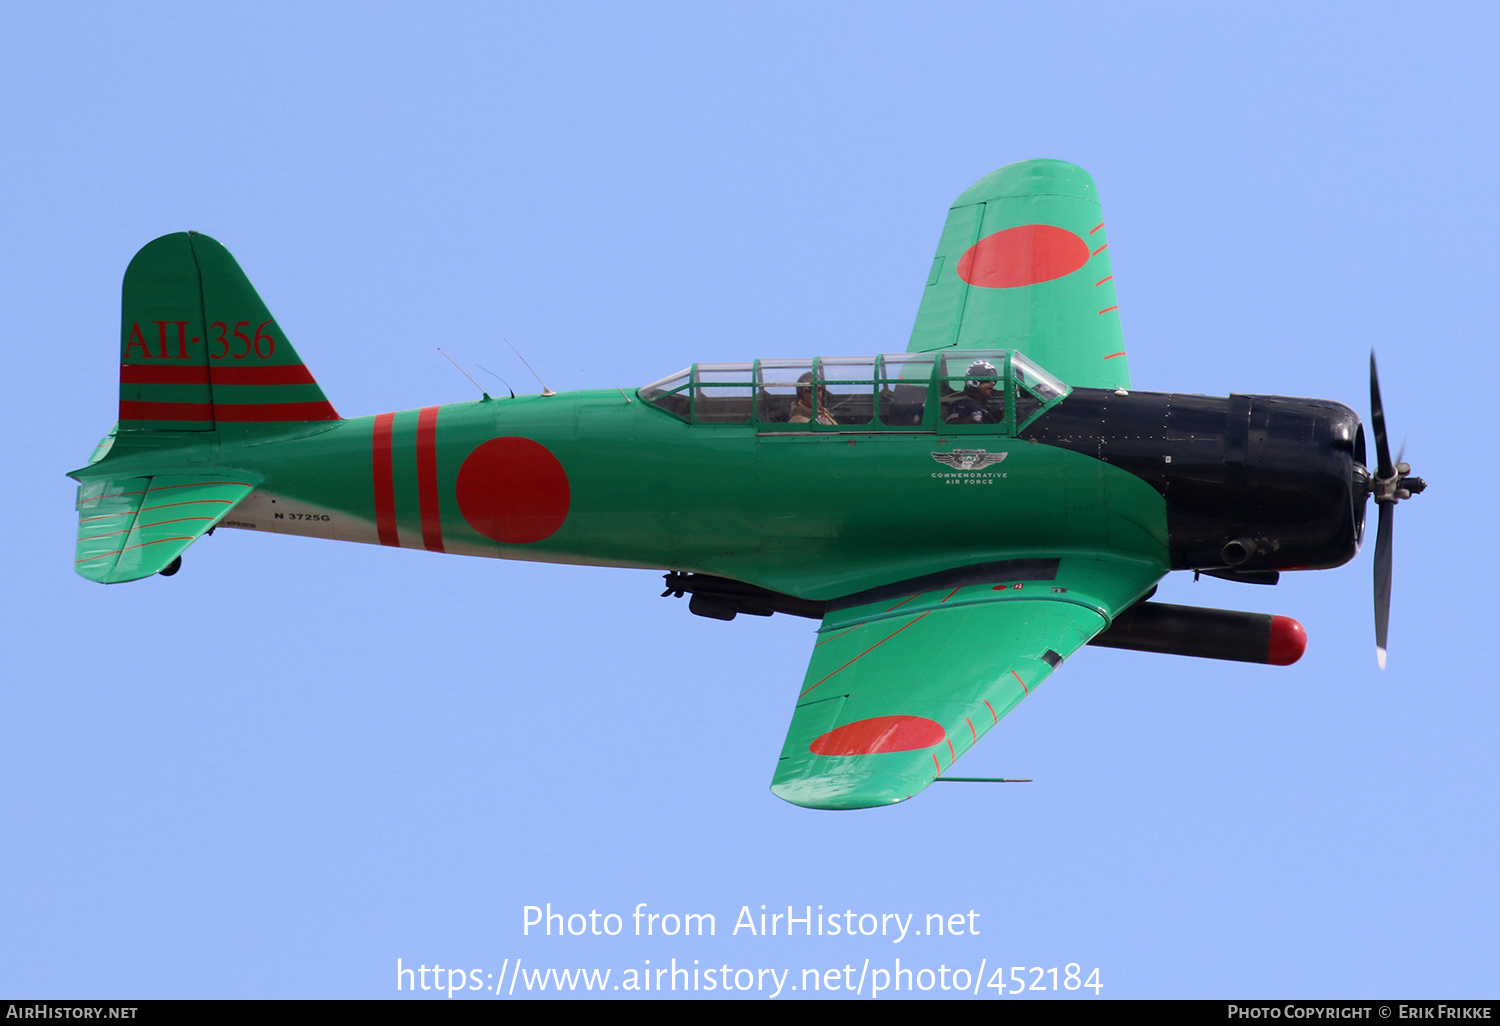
<box><xmin>1369</xmin><ymin>352</ymin><xmax>1427</xmax><ymax>669</ymax></box>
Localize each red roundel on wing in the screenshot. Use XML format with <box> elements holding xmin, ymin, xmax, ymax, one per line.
<box><xmin>455</xmin><ymin>437</ymin><xmax>570</xmax><ymax>544</ymax></box>
<box><xmin>809</xmin><ymin>715</ymin><xmax>946</xmax><ymax>756</ymax></box>
<box><xmin>956</xmin><ymin>224</ymin><xmax>1090</xmax><ymax>288</ymax></box>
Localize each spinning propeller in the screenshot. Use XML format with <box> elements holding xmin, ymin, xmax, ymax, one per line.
<box><xmin>1369</xmin><ymin>352</ymin><xmax>1427</xmax><ymax>669</ymax></box>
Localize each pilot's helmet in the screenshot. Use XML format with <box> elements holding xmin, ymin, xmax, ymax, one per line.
<box><xmin>796</xmin><ymin>370</ymin><xmax>828</xmax><ymax>397</ymax></box>
<box><xmin>966</xmin><ymin>360</ymin><xmax>998</xmax><ymax>384</ymax></box>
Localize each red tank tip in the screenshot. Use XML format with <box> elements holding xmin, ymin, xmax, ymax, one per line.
<box><xmin>1268</xmin><ymin>616</ymin><xmax>1307</xmax><ymax>665</ymax></box>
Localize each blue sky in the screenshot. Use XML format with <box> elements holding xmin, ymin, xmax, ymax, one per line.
<box><xmin>2</xmin><ymin>2</ymin><xmax>1495</xmax><ymax>999</ymax></box>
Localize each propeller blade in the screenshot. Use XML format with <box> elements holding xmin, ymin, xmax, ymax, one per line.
<box><xmin>1370</xmin><ymin>351</ymin><xmax>1394</xmax><ymax>480</ymax></box>
<box><xmin>1373</xmin><ymin>500</ymin><xmax>1393</xmax><ymax>669</ymax></box>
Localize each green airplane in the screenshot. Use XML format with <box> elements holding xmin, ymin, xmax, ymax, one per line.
<box><xmin>70</xmin><ymin>159</ymin><xmax>1425</xmax><ymax>810</ymax></box>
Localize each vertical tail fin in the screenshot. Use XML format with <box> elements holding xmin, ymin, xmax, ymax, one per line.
<box><xmin>118</xmin><ymin>232</ymin><xmax>339</xmax><ymax>438</ymax></box>
<box><xmin>118</xmin><ymin>233</ymin><xmax>213</xmax><ymax>432</ymax></box>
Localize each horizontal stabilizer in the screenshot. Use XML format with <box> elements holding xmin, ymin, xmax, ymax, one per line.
<box><xmin>74</xmin><ymin>474</ymin><xmax>258</xmax><ymax>583</ymax></box>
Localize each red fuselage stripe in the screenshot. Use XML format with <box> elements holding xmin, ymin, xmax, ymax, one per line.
<box><xmin>372</xmin><ymin>413</ymin><xmax>399</xmax><ymax>547</ymax></box>
<box><xmin>416</xmin><ymin>405</ymin><xmax>444</xmax><ymax>553</ymax></box>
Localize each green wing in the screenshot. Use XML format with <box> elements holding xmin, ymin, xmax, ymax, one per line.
<box><xmin>907</xmin><ymin>159</ymin><xmax>1130</xmax><ymax>390</ymax></box>
<box><xmin>74</xmin><ymin>474</ymin><xmax>258</xmax><ymax>583</ymax></box>
<box><xmin>770</xmin><ymin>556</ymin><xmax>1162</xmax><ymax>810</ymax></box>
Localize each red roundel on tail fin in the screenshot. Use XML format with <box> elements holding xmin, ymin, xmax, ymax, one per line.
<box><xmin>456</xmin><ymin>437</ymin><xmax>570</xmax><ymax>544</ymax></box>
<box><xmin>809</xmin><ymin>715</ymin><xmax>946</xmax><ymax>756</ymax></box>
<box><xmin>956</xmin><ymin>224</ymin><xmax>1090</xmax><ymax>288</ymax></box>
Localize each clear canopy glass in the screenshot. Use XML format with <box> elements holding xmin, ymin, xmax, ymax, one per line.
<box><xmin>639</xmin><ymin>351</ymin><xmax>1069</xmax><ymax>428</ymax></box>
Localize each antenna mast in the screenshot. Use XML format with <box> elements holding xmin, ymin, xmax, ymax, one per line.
<box><xmin>437</xmin><ymin>348</ymin><xmax>490</xmax><ymax>400</ymax></box>
<box><xmin>505</xmin><ymin>338</ymin><xmax>556</xmax><ymax>396</ymax></box>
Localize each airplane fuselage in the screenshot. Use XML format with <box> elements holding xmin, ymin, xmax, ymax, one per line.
<box><xmin>97</xmin><ymin>380</ymin><xmax>1368</xmax><ymax>603</ymax></box>
<box><xmin>198</xmin><ymin>389</ymin><xmax>1169</xmax><ymax>600</ymax></box>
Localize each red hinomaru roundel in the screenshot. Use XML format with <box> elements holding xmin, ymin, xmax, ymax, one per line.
<box><xmin>809</xmin><ymin>715</ymin><xmax>946</xmax><ymax>756</ymax></box>
<box><xmin>956</xmin><ymin>224</ymin><xmax>1090</xmax><ymax>289</ymax></box>
<box><xmin>456</xmin><ymin>437</ymin><xmax>571</xmax><ymax>544</ymax></box>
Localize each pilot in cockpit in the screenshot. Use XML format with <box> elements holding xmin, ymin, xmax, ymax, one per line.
<box><xmin>788</xmin><ymin>372</ymin><xmax>838</xmax><ymax>425</ymax></box>
<box><xmin>941</xmin><ymin>360</ymin><xmax>1004</xmax><ymax>424</ymax></box>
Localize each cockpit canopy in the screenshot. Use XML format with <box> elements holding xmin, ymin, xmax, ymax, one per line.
<box><xmin>639</xmin><ymin>350</ymin><xmax>1069</xmax><ymax>431</ymax></box>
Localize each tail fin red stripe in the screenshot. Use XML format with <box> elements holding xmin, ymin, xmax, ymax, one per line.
<box><xmin>120</xmin><ymin>364</ymin><xmax>210</xmax><ymax>385</ymax></box>
<box><xmin>119</xmin><ymin>400</ymin><xmax>213</xmax><ymax>422</ymax></box>
<box><xmin>121</xmin><ymin>399</ymin><xmax>338</xmax><ymax>422</ymax></box>
<box><xmin>211</xmin><ymin>364</ymin><xmax>318</xmax><ymax>385</ymax></box>
<box><xmin>120</xmin><ymin>364</ymin><xmax>319</xmax><ymax>386</ymax></box>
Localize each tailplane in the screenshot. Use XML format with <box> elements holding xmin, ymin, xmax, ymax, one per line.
<box><xmin>74</xmin><ymin>474</ymin><xmax>260</xmax><ymax>583</ymax></box>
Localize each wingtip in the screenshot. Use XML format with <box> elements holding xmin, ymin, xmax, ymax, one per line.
<box><xmin>954</xmin><ymin>159</ymin><xmax>1098</xmax><ymax>206</ymax></box>
<box><xmin>1376</xmin><ymin>646</ymin><xmax>1387</xmax><ymax>670</ymax></box>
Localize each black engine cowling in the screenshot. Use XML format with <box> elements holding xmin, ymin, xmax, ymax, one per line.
<box><xmin>1020</xmin><ymin>389</ymin><xmax>1368</xmax><ymax>572</ymax></box>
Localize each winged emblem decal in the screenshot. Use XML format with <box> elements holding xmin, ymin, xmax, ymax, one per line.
<box><xmin>931</xmin><ymin>449</ymin><xmax>1008</xmax><ymax>470</ymax></box>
